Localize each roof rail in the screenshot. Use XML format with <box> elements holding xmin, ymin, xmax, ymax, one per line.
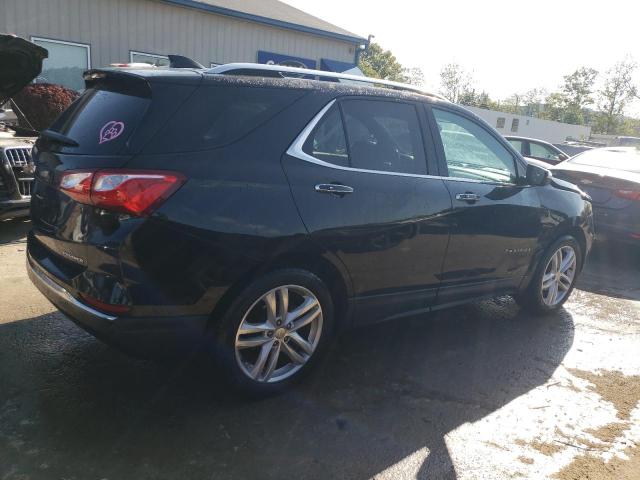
<box><xmin>207</xmin><ymin>63</ymin><xmax>446</xmax><ymax>101</ymax></box>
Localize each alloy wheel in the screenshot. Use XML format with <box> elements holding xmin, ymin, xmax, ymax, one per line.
<box><xmin>541</xmin><ymin>245</ymin><xmax>577</xmax><ymax>306</ymax></box>
<box><xmin>234</xmin><ymin>285</ymin><xmax>323</xmax><ymax>383</ymax></box>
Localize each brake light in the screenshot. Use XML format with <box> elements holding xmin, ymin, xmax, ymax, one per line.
<box><xmin>614</xmin><ymin>189</ymin><xmax>640</xmax><ymax>201</ymax></box>
<box><xmin>59</xmin><ymin>172</ymin><xmax>93</xmax><ymax>203</ymax></box>
<box><xmin>59</xmin><ymin>170</ymin><xmax>185</xmax><ymax>216</ymax></box>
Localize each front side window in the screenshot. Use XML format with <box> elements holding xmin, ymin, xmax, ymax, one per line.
<box><xmin>508</xmin><ymin>139</ymin><xmax>525</xmax><ymax>154</ymax></box>
<box><xmin>303</xmin><ymin>106</ymin><xmax>349</xmax><ymax>167</ymax></box>
<box><xmin>130</xmin><ymin>51</ymin><xmax>170</xmax><ymax>67</ymax></box>
<box><xmin>530</xmin><ymin>142</ymin><xmax>560</xmax><ymax>160</ymax></box>
<box><xmin>340</xmin><ymin>99</ymin><xmax>427</xmax><ymax>175</ymax></box>
<box><xmin>31</xmin><ymin>37</ymin><xmax>90</xmax><ymax>91</ymax></box>
<box><xmin>433</xmin><ymin>108</ymin><xmax>517</xmax><ymax>184</ymax></box>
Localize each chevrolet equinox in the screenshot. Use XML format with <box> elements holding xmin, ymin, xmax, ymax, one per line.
<box><xmin>22</xmin><ymin>58</ymin><xmax>594</xmax><ymax>394</ymax></box>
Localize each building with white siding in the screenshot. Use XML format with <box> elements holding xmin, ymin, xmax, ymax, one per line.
<box><xmin>465</xmin><ymin>106</ymin><xmax>591</xmax><ymax>144</ymax></box>
<box><xmin>0</xmin><ymin>0</ymin><xmax>366</xmax><ymax>91</ymax></box>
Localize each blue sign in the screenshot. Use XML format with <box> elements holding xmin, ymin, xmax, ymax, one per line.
<box><xmin>257</xmin><ymin>51</ymin><xmax>316</xmax><ymax>69</ymax></box>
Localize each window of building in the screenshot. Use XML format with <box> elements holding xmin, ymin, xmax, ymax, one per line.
<box><xmin>433</xmin><ymin>108</ymin><xmax>517</xmax><ymax>184</ymax></box>
<box><xmin>340</xmin><ymin>99</ymin><xmax>427</xmax><ymax>175</ymax></box>
<box><xmin>496</xmin><ymin>117</ymin><xmax>506</xmax><ymax>129</ymax></box>
<box><xmin>130</xmin><ymin>51</ymin><xmax>170</xmax><ymax>67</ymax></box>
<box><xmin>511</xmin><ymin>118</ymin><xmax>519</xmax><ymax>132</ymax></box>
<box><xmin>303</xmin><ymin>106</ymin><xmax>349</xmax><ymax>167</ymax></box>
<box><xmin>31</xmin><ymin>37</ymin><xmax>90</xmax><ymax>91</ymax></box>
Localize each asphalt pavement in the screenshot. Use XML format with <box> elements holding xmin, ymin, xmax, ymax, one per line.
<box><xmin>1</xmin><ymin>218</ymin><xmax>639</xmax><ymax>480</ymax></box>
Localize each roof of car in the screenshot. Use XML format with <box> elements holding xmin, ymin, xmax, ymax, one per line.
<box><xmin>89</xmin><ymin>67</ymin><xmax>451</xmax><ymax>104</ymax></box>
<box><xmin>504</xmin><ymin>135</ymin><xmax>553</xmax><ymax>144</ymax></box>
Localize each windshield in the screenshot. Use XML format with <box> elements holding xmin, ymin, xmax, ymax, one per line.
<box><xmin>568</xmin><ymin>147</ymin><xmax>640</xmax><ymax>173</ymax></box>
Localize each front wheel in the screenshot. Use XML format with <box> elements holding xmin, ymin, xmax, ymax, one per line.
<box><xmin>517</xmin><ymin>236</ymin><xmax>582</xmax><ymax>314</ymax></box>
<box><xmin>214</xmin><ymin>269</ymin><xmax>334</xmax><ymax>395</ymax></box>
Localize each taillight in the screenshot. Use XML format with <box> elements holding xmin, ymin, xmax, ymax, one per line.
<box><xmin>59</xmin><ymin>172</ymin><xmax>93</xmax><ymax>203</ymax></box>
<box><xmin>614</xmin><ymin>189</ymin><xmax>640</xmax><ymax>201</ymax></box>
<box><xmin>59</xmin><ymin>170</ymin><xmax>185</xmax><ymax>216</ymax></box>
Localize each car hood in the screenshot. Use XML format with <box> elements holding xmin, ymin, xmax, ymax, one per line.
<box><xmin>0</xmin><ymin>34</ymin><xmax>48</xmax><ymax>106</ymax></box>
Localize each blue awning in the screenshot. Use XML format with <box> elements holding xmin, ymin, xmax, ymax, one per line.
<box><xmin>320</xmin><ymin>58</ymin><xmax>357</xmax><ymax>73</ymax></box>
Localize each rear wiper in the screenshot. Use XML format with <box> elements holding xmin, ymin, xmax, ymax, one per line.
<box><xmin>40</xmin><ymin>129</ymin><xmax>79</xmax><ymax>147</ymax></box>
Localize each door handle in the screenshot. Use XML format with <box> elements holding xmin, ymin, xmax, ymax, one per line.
<box><xmin>455</xmin><ymin>192</ymin><xmax>480</xmax><ymax>202</ymax></box>
<box><xmin>315</xmin><ymin>183</ymin><xmax>354</xmax><ymax>195</ymax></box>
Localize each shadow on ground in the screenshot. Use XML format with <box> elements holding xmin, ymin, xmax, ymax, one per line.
<box><xmin>0</xmin><ymin>297</ymin><xmax>574</xmax><ymax>480</ymax></box>
<box><xmin>0</xmin><ymin>217</ymin><xmax>30</xmax><ymax>244</ymax></box>
<box><xmin>577</xmin><ymin>242</ymin><xmax>640</xmax><ymax>301</ymax></box>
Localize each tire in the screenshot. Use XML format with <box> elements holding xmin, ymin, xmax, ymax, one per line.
<box><xmin>517</xmin><ymin>235</ymin><xmax>582</xmax><ymax>314</ymax></box>
<box><xmin>212</xmin><ymin>269</ymin><xmax>334</xmax><ymax>396</ymax></box>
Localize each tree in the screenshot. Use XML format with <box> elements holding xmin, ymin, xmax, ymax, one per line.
<box><xmin>560</xmin><ymin>67</ymin><xmax>598</xmax><ymax>124</ymax></box>
<box><xmin>438</xmin><ymin>63</ymin><xmax>473</xmax><ymax>103</ymax></box>
<box><xmin>540</xmin><ymin>92</ymin><xmax>566</xmax><ymax>122</ymax></box>
<box><xmin>597</xmin><ymin>59</ymin><xmax>637</xmax><ymax>134</ymax></box>
<box><xmin>358</xmin><ymin>42</ymin><xmax>408</xmax><ymax>82</ymax></box>
<box><xmin>13</xmin><ymin>83</ymin><xmax>79</xmax><ymax>131</ymax></box>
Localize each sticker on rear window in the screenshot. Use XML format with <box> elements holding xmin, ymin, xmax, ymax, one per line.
<box><xmin>99</xmin><ymin>121</ymin><xmax>125</xmax><ymax>144</ymax></box>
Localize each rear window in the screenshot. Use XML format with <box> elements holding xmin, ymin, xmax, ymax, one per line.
<box><xmin>49</xmin><ymin>87</ymin><xmax>151</xmax><ymax>154</ymax></box>
<box><xmin>569</xmin><ymin>148</ymin><xmax>640</xmax><ymax>173</ymax></box>
<box><xmin>146</xmin><ymin>85</ymin><xmax>306</xmax><ymax>153</ymax></box>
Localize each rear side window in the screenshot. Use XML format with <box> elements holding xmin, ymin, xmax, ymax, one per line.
<box><xmin>148</xmin><ymin>85</ymin><xmax>305</xmax><ymax>152</ymax></box>
<box><xmin>302</xmin><ymin>105</ymin><xmax>349</xmax><ymax>167</ymax></box>
<box><xmin>341</xmin><ymin>99</ymin><xmax>427</xmax><ymax>175</ymax></box>
<box><xmin>49</xmin><ymin>87</ymin><xmax>151</xmax><ymax>154</ymax></box>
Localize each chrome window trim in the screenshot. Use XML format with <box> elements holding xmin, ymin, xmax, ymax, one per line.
<box><xmin>286</xmin><ymin>100</ymin><xmax>519</xmax><ymax>186</ymax></box>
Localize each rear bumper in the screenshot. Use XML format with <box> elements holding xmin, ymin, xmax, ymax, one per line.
<box><xmin>0</xmin><ymin>197</ymin><xmax>30</xmax><ymax>220</ymax></box>
<box><xmin>27</xmin><ymin>253</ymin><xmax>209</xmax><ymax>357</ymax></box>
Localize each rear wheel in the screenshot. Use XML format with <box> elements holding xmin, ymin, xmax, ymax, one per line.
<box><xmin>214</xmin><ymin>269</ymin><xmax>334</xmax><ymax>395</ymax></box>
<box><xmin>517</xmin><ymin>236</ymin><xmax>582</xmax><ymax>314</ymax></box>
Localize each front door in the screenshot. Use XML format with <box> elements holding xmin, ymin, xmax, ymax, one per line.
<box><xmin>282</xmin><ymin>98</ymin><xmax>451</xmax><ymax>324</ymax></box>
<box><xmin>428</xmin><ymin>106</ymin><xmax>544</xmax><ymax>303</ymax></box>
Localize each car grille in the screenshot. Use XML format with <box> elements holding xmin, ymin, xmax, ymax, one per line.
<box><xmin>4</xmin><ymin>147</ymin><xmax>32</xmax><ymax>167</ymax></box>
<box><xmin>18</xmin><ymin>179</ymin><xmax>33</xmax><ymax>196</ymax></box>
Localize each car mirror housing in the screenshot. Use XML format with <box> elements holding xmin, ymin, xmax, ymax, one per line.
<box><xmin>526</xmin><ymin>163</ymin><xmax>550</xmax><ymax>186</ymax></box>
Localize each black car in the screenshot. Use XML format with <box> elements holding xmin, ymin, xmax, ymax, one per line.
<box><xmin>552</xmin><ymin>147</ymin><xmax>640</xmax><ymax>246</ymax></box>
<box><xmin>505</xmin><ymin>136</ymin><xmax>570</xmax><ymax>165</ymax></box>
<box><xmin>23</xmin><ymin>59</ymin><xmax>594</xmax><ymax>394</ymax></box>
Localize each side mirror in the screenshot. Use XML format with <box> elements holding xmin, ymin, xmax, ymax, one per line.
<box><xmin>526</xmin><ymin>163</ymin><xmax>550</xmax><ymax>186</ymax></box>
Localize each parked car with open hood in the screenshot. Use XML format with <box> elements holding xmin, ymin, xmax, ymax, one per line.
<box><xmin>0</xmin><ymin>34</ymin><xmax>47</xmax><ymax>220</ymax></box>
<box><xmin>26</xmin><ymin>62</ymin><xmax>594</xmax><ymax>394</ymax></box>
<box><xmin>552</xmin><ymin>147</ymin><xmax>640</xmax><ymax>246</ymax></box>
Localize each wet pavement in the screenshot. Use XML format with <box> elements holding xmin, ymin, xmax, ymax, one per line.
<box><xmin>1</xmin><ymin>218</ymin><xmax>639</xmax><ymax>480</ymax></box>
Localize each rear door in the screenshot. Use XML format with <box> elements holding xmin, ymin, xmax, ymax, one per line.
<box><xmin>427</xmin><ymin>106</ymin><xmax>543</xmax><ymax>303</ymax></box>
<box><xmin>282</xmin><ymin>97</ymin><xmax>451</xmax><ymax>324</ymax></box>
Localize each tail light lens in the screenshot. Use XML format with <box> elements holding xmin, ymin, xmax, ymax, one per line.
<box><xmin>614</xmin><ymin>189</ymin><xmax>640</xmax><ymax>201</ymax></box>
<box><xmin>59</xmin><ymin>170</ymin><xmax>185</xmax><ymax>216</ymax></box>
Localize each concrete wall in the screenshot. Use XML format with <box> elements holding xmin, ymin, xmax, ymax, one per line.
<box><xmin>465</xmin><ymin>106</ymin><xmax>591</xmax><ymax>144</ymax></box>
<box><xmin>0</xmin><ymin>0</ymin><xmax>356</xmax><ymax>68</ymax></box>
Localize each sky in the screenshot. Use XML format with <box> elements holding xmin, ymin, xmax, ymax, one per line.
<box><xmin>283</xmin><ymin>0</ymin><xmax>640</xmax><ymax>114</ymax></box>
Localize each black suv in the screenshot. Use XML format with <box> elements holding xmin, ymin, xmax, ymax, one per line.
<box><xmin>25</xmin><ymin>62</ymin><xmax>594</xmax><ymax>394</ymax></box>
